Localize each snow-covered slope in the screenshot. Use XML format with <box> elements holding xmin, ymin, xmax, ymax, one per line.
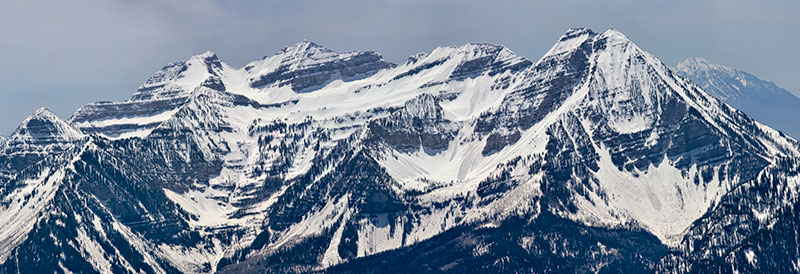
<box><xmin>675</xmin><ymin>57</ymin><xmax>800</xmax><ymax>139</ymax></box>
<box><xmin>1</xmin><ymin>28</ymin><xmax>799</xmax><ymax>273</ymax></box>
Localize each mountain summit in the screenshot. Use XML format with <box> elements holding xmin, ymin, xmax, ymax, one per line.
<box><xmin>12</xmin><ymin>108</ymin><xmax>83</xmax><ymax>143</ymax></box>
<box><xmin>1</xmin><ymin>28</ymin><xmax>799</xmax><ymax>273</ymax></box>
<box><xmin>1</xmin><ymin>108</ymin><xmax>83</xmax><ymax>172</ymax></box>
<box><xmin>675</xmin><ymin>57</ymin><xmax>800</xmax><ymax>139</ymax></box>
<box><xmin>245</xmin><ymin>40</ymin><xmax>395</xmax><ymax>92</ymax></box>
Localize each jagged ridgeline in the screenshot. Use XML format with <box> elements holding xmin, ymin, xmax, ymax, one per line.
<box><xmin>1</xmin><ymin>28</ymin><xmax>799</xmax><ymax>273</ymax></box>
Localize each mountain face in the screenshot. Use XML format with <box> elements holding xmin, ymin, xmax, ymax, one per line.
<box><xmin>1</xmin><ymin>28</ymin><xmax>799</xmax><ymax>273</ymax></box>
<box><xmin>675</xmin><ymin>57</ymin><xmax>800</xmax><ymax>139</ymax></box>
<box><xmin>0</xmin><ymin>108</ymin><xmax>84</xmax><ymax>182</ymax></box>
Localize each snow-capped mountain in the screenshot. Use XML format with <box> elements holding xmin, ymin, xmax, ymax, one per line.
<box><xmin>0</xmin><ymin>28</ymin><xmax>799</xmax><ymax>273</ymax></box>
<box><xmin>0</xmin><ymin>108</ymin><xmax>84</xmax><ymax>182</ymax></box>
<box><xmin>675</xmin><ymin>57</ymin><xmax>800</xmax><ymax>139</ymax></box>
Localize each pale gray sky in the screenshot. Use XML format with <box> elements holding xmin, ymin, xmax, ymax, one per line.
<box><xmin>2</xmin><ymin>0</ymin><xmax>799</xmax><ymax>135</ymax></box>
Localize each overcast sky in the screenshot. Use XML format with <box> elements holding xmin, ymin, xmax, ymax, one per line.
<box><xmin>2</xmin><ymin>0</ymin><xmax>799</xmax><ymax>135</ymax></box>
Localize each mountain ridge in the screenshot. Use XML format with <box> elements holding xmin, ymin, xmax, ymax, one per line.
<box><xmin>675</xmin><ymin>56</ymin><xmax>800</xmax><ymax>139</ymax></box>
<box><xmin>0</xmin><ymin>28</ymin><xmax>798</xmax><ymax>273</ymax></box>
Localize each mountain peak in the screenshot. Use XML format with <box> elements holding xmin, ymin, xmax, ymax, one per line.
<box><xmin>280</xmin><ymin>40</ymin><xmax>332</xmax><ymax>56</ymax></box>
<box><xmin>598</xmin><ymin>28</ymin><xmax>628</xmax><ymax>40</ymax></box>
<box><xmin>12</xmin><ymin>107</ymin><xmax>83</xmax><ymax>143</ymax></box>
<box><xmin>190</xmin><ymin>50</ymin><xmax>217</xmax><ymax>60</ymax></box>
<box><xmin>543</xmin><ymin>27</ymin><xmax>598</xmax><ymax>57</ymax></box>
<box><xmin>31</xmin><ymin>107</ymin><xmax>56</xmax><ymax>119</ymax></box>
<box><xmin>423</xmin><ymin>42</ymin><xmax>509</xmax><ymax>63</ymax></box>
<box><xmin>28</xmin><ymin>108</ymin><xmax>80</xmax><ymax>128</ymax></box>
<box><xmin>675</xmin><ymin>57</ymin><xmax>734</xmax><ymax>74</ymax></box>
<box><xmin>428</xmin><ymin>43</ymin><xmax>508</xmax><ymax>57</ymax></box>
<box><xmin>674</xmin><ymin>56</ymin><xmax>800</xmax><ymax>138</ymax></box>
<box><xmin>544</xmin><ymin>27</ymin><xmax>641</xmax><ymax>59</ymax></box>
<box><xmin>187</xmin><ymin>50</ymin><xmax>223</xmax><ymax>71</ymax></box>
<box><xmin>682</xmin><ymin>56</ymin><xmax>712</xmax><ymax>65</ymax></box>
<box><xmin>462</xmin><ymin>42</ymin><xmax>506</xmax><ymax>51</ymax></box>
<box><xmin>593</xmin><ymin>28</ymin><xmax>640</xmax><ymax>52</ymax></box>
<box><xmin>131</xmin><ymin>51</ymin><xmax>225</xmax><ymax>102</ymax></box>
<box><xmin>415</xmin><ymin>42</ymin><xmax>530</xmax><ymax>80</ymax></box>
<box><xmin>561</xmin><ymin>27</ymin><xmax>597</xmax><ymax>40</ymax></box>
<box><xmin>406</xmin><ymin>51</ymin><xmax>429</xmax><ymax>64</ymax></box>
<box><xmin>246</xmin><ymin>40</ymin><xmax>394</xmax><ymax>91</ymax></box>
<box><xmin>260</xmin><ymin>40</ymin><xmax>361</xmax><ymax>67</ymax></box>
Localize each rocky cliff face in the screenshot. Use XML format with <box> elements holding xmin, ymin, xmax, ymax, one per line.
<box><xmin>0</xmin><ymin>28</ymin><xmax>798</xmax><ymax>273</ymax></box>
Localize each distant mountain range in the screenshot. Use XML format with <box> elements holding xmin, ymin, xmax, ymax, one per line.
<box><xmin>676</xmin><ymin>57</ymin><xmax>800</xmax><ymax>139</ymax></box>
<box><xmin>1</xmin><ymin>28</ymin><xmax>800</xmax><ymax>273</ymax></box>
